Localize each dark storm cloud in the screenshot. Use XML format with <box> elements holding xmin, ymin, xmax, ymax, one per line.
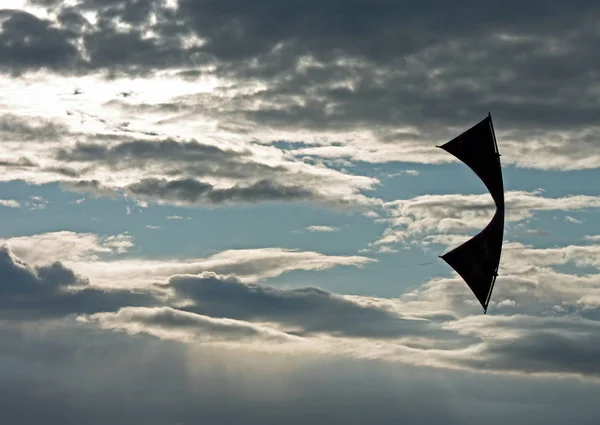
<box><xmin>68</xmin><ymin>0</ymin><xmax>212</xmax><ymax>73</ymax></box>
<box><xmin>55</xmin><ymin>139</ymin><xmax>288</xmax><ymax>179</ymax></box>
<box><xmin>61</xmin><ymin>175</ymin><xmax>344</xmax><ymax>208</ymax></box>
<box><xmin>9</xmin><ymin>0</ymin><xmax>600</xmax><ymax>136</ymax></box>
<box><xmin>27</xmin><ymin>0</ymin><xmax>62</xmax><ymax>6</ymax></box>
<box><xmin>161</xmin><ymin>272</ymin><xmax>448</xmax><ymax>339</ymax></box>
<box><xmin>164</xmin><ymin>0</ymin><xmax>600</xmax><ymax>132</ymax></box>
<box><xmin>127</xmin><ymin>177</ymin><xmax>318</xmax><ymax>205</ymax></box>
<box><xmin>175</xmin><ymin>0</ymin><xmax>599</xmax><ymax>61</ymax></box>
<box><xmin>3</xmin><ymin>1</ymin><xmax>204</xmax><ymax>74</ymax></box>
<box><xmin>56</xmin><ymin>7</ymin><xmax>93</xmax><ymax>31</ymax></box>
<box><xmin>0</xmin><ymin>245</ymin><xmax>156</xmax><ymax>319</ymax></box>
<box><xmin>480</xmin><ymin>332</ymin><xmax>600</xmax><ymax>376</ymax></box>
<box><xmin>445</xmin><ymin>315</ymin><xmax>600</xmax><ymax>378</ymax></box>
<box><xmin>82</xmin><ymin>27</ymin><xmax>194</xmax><ymax>74</ymax></box>
<box><xmin>0</xmin><ymin>10</ymin><xmax>79</xmax><ymax>73</ymax></box>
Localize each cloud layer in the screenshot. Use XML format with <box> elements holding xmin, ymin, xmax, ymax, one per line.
<box><xmin>2</xmin><ymin>228</ymin><xmax>600</xmax><ymax>382</ymax></box>
<box><xmin>373</xmin><ymin>190</ymin><xmax>600</xmax><ymax>248</ymax></box>
<box><xmin>0</xmin><ymin>244</ymin><xmax>155</xmax><ymax>319</ymax></box>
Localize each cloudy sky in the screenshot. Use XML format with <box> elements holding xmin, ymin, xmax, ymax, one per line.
<box><xmin>1</xmin><ymin>0</ymin><xmax>600</xmax><ymax>423</ymax></box>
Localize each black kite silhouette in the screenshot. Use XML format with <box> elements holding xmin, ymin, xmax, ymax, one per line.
<box><xmin>437</xmin><ymin>113</ymin><xmax>504</xmax><ymax>314</ymax></box>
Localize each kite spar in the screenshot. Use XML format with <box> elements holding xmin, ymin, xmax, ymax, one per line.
<box><xmin>437</xmin><ymin>113</ymin><xmax>505</xmax><ymax>314</ymax></box>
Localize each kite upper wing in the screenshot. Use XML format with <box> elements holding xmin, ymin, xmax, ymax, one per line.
<box><xmin>437</xmin><ymin>113</ymin><xmax>504</xmax><ymax>313</ymax></box>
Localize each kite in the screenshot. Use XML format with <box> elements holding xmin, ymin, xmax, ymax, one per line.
<box><xmin>437</xmin><ymin>113</ymin><xmax>504</xmax><ymax>314</ymax></box>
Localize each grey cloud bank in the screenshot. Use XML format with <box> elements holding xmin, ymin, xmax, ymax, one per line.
<box><xmin>0</xmin><ymin>245</ymin><xmax>155</xmax><ymax>319</ymax></box>
<box><xmin>0</xmin><ymin>115</ymin><xmax>380</xmax><ymax>208</ymax></box>
<box><xmin>2</xmin><ymin>1</ymin><xmax>599</xmax><ymax>170</ymax></box>
<box><xmin>1</xmin><ymin>318</ymin><xmax>600</xmax><ymax>425</ymax></box>
<box><xmin>162</xmin><ymin>271</ymin><xmax>442</xmax><ymax>339</ymax></box>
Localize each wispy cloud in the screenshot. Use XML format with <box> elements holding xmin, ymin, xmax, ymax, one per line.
<box><xmin>166</xmin><ymin>215</ymin><xmax>191</xmax><ymax>220</ymax></box>
<box><xmin>0</xmin><ymin>199</ymin><xmax>20</xmax><ymax>208</ymax></box>
<box><xmin>1</xmin><ymin>231</ymin><xmax>134</xmax><ymax>264</ymax></box>
<box><xmin>387</xmin><ymin>170</ymin><xmax>420</xmax><ymax>177</ymax></box>
<box><xmin>0</xmin><ymin>231</ymin><xmax>376</xmax><ymax>289</ymax></box>
<box><xmin>27</xmin><ymin>195</ymin><xmax>48</xmax><ymax>210</ymax></box>
<box><xmin>306</xmin><ymin>225</ymin><xmax>339</xmax><ymax>232</ymax></box>
<box><xmin>374</xmin><ymin>190</ymin><xmax>600</xmax><ymax>247</ymax></box>
<box><xmin>565</xmin><ymin>215</ymin><xmax>582</xmax><ymax>224</ymax></box>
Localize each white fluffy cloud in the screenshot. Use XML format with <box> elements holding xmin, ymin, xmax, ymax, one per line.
<box><xmin>0</xmin><ymin>199</ymin><xmax>20</xmax><ymax>208</ymax></box>
<box><xmin>306</xmin><ymin>225</ymin><xmax>339</xmax><ymax>232</ymax></box>
<box><xmin>373</xmin><ymin>190</ymin><xmax>600</xmax><ymax>247</ymax></box>
<box><xmin>0</xmin><ymin>231</ymin><xmax>134</xmax><ymax>264</ymax></box>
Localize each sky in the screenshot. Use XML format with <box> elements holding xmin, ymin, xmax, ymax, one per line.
<box><xmin>1</xmin><ymin>0</ymin><xmax>600</xmax><ymax>423</ymax></box>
